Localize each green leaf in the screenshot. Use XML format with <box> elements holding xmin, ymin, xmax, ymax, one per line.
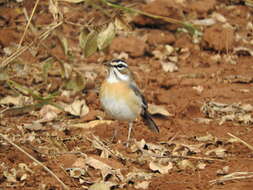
<box><xmin>97</xmin><ymin>22</ymin><xmax>115</xmax><ymax>50</ymax></box>
<box><xmin>83</xmin><ymin>30</ymin><xmax>98</xmax><ymax>57</ymax></box>
<box><xmin>42</xmin><ymin>58</ymin><xmax>54</xmax><ymax>82</ymax></box>
<box><xmin>7</xmin><ymin>80</ymin><xmax>40</xmax><ymax>98</ymax></box>
<box><xmin>0</xmin><ymin>68</ymin><xmax>9</xmax><ymax>81</ymax></box>
<box><xmin>79</xmin><ymin>28</ymin><xmax>90</xmax><ymax>49</ymax></box>
<box><xmin>58</xmin><ymin>34</ymin><xmax>69</xmax><ymax>55</ymax></box>
<box><xmin>65</xmin><ymin>72</ymin><xmax>85</xmax><ymax>92</ymax></box>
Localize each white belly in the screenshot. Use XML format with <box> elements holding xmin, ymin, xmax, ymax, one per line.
<box><xmin>101</xmin><ymin>96</ymin><xmax>137</xmax><ymax>121</ymax></box>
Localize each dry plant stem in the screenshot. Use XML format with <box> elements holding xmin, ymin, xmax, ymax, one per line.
<box><xmin>0</xmin><ymin>133</ymin><xmax>69</xmax><ymax>190</ymax></box>
<box><xmin>1</xmin><ymin>22</ymin><xmax>62</xmax><ymax>69</ymax></box>
<box><xmin>210</xmin><ymin>172</ymin><xmax>253</xmax><ymax>185</ymax></box>
<box><xmin>100</xmin><ymin>0</ymin><xmax>181</xmax><ymax>25</ymax></box>
<box><xmin>228</xmin><ymin>133</ymin><xmax>253</xmax><ymax>152</ymax></box>
<box><xmin>99</xmin><ymin>0</ymin><xmax>196</xmax><ymax>34</ymax></box>
<box><xmin>141</xmin><ymin>150</ymin><xmax>224</xmax><ymax>162</ymax></box>
<box><xmin>18</xmin><ymin>0</ymin><xmax>40</xmax><ymax>48</ymax></box>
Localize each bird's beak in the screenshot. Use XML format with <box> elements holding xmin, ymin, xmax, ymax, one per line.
<box><xmin>103</xmin><ymin>61</ymin><xmax>111</xmax><ymax>67</ymax></box>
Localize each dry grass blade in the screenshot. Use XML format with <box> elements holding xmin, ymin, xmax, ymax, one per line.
<box><xmin>228</xmin><ymin>133</ymin><xmax>253</xmax><ymax>152</ymax></box>
<box><xmin>99</xmin><ymin>0</ymin><xmax>198</xmax><ymax>35</ymax></box>
<box><xmin>210</xmin><ymin>172</ymin><xmax>253</xmax><ymax>184</ymax></box>
<box><xmin>18</xmin><ymin>0</ymin><xmax>40</xmax><ymax>48</ymax></box>
<box><xmin>142</xmin><ymin>151</ymin><xmax>224</xmax><ymax>162</ymax></box>
<box><xmin>1</xmin><ymin>22</ymin><xmax>62</xmax><ymax>69</ymax></box>
<box><xmin>0</xmin><ymin>132</ymin><xmax>69</xmax><ymax>190</ymax></box>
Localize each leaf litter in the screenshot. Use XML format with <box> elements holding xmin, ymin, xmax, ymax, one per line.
<box><xmin>201</xmin><ymin>101</ymin><xmax>253</xmax><ymax>125</ymax></box>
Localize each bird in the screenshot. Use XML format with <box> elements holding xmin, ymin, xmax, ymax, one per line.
<box><xmin>99</xmin><ymin>59</ymin><xmax>159</xmax><ymax>146</ymax></box>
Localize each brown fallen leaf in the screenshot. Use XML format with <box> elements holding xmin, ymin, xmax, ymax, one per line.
<box><xmin>89</xmin><ymin>182</ymin><xmax>110</xmax><ymax>190</ymax></box>
<box><xmin>149</xmin><ymin>161</ymin><xmax>173</xmax><ymax>174</ymax></box>
<box><xmin>148</xmin><ymin>104</ymin><xmax>172</xmax><ymax>117</ymax></box>
<box><xmin>161</xmin><ymin>61</ymin><xmax>178</xmax><ymax>72</ymax></box>
<box><xmin>134</xmin><ymin>181</ymin><xmax>150</xmax><ymax>189</ymax></box>
<box><xmin>205</xmin><ymin>147</ymin><xmax>227</xmax><ymax>157</ymax></box>
<box><xmin>0</xmin><ymin>95</ymin><xmax>28</xmax><ymax>106</ymax></box>
<box><xmin>38</xmin><ymin>104</ymin><xmax>61</xmax><ymax>122</ymax></box>
<box><xmin>85</xmin><ymin>157</ymin><xmax>112</xmax><ymax>171</ymax></box>
<box><xmin>177</xmin><ymin>160</ymin><xmax>195</xmax><ymax>170</ymax></box>
<box><xmin>64</xmin><ymin>99</ymin><xmax>89</xmax><ymax>117</ymax></box>
<box><xmin>70</xmin><ymin>120</ymin><xmax>113</xmax><ymax>129</ymax></box>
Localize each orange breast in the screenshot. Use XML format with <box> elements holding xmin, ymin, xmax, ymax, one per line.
<box><xmin>100</xmin><ymin>81</ymin><xmax>142</xmax><ymax>121</ymax></box>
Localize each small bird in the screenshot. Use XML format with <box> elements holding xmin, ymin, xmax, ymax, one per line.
<box><xmin>99</xmin><ymin>59</ymin><xmax>159</xmax><ymax>146</ymax></box>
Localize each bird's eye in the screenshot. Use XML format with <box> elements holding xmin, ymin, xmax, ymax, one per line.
<box><xmin>116</xmin><ymin>64</ymin><xmax>125</xmax><ymax>69</ymax></box>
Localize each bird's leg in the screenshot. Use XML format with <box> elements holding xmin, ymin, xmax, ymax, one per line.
<box><xmin>126</xmin><ymin>122</ymin><xmax>133</xmax><ymax>147</ymax></box>
<box><xmin>111</xmin><ymin>127</ymin><xmax>118</xmax><ymax>143</ymax></box>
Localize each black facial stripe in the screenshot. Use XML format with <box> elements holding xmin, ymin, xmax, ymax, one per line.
<box><xmin>112</xmin><ymin>59</ymin><xmax>125</xmax><ymax>63</ymax></box>
<box><xmin>113</xmin><ymin>69</ymin><xmax>122</xmax><ymax>81</ymax></box>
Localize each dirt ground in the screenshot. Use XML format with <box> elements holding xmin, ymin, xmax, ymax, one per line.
<box><xmin>0</xmin><ymin>0</ymin><xmax>253</xmax><ymax>189</ymax></box>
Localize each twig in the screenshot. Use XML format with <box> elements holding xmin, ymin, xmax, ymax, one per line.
<box><xmin>228</xmin><ymin>133</ymin><xmax>253</xmax><ymax>152</ymax></box>
<box><xmin>141</xmin><ymin>150</ymin><xmax>224</xmax><ymax>162</ymax></box>
<box><xmin>210</xmin><ymin>172</ymin><xmax>253</xmax><ymax>184</ymax></box>
<box><xmin>0</xmin><ymin>133</ymin><xmax>69</xmax><ymax>190</ymax></box>
<box><xmin>1</xmin><ymin>21</ymin><xmax>62</xmax><ymax>69</ymax></box>
<box><xmin>18</xmin><ymin>0</ymin><xmax>40</xmax><ymax>48</ymax></box>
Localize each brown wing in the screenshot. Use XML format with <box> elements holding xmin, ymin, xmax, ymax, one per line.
<box><xmin>129</xmin><ymin>83</ymin><xmax>159</xmax><ymax>133</ymax></box>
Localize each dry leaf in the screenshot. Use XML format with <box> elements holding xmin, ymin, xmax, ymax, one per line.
<box><xmin>83</xmin><ymin>30</ymin><xmax>98</xmax><ymax>57</ymax></box>
<box><xmin>182</xmin><ymin>143</ymin><xmax>203</xmax><ymax>153</ymax></box>
<box><xmin>217</xmin><ymin>166</ymin><xmax>229</xmax><ymax>175</ymax></box>
<box><xmin>68</xmin><ymin>168</ymin><xmax>86</xmax><ymax>178</ymax></box>
<box><xmin>177</xmin><ymin>160</ymin><xmax>195</xmax><ymax>170</ymax></box>
<box><xmin>161</xmin><ymin>61</ymin><xmax>178</xmax><ymax>72</ymax></box>
<box><xmin>65</xmin><ymin>71</ymin><xmax>86</xmax><ymax>92</ymax></box>
<box><xmin>3</xmin><ymin>169</ymin><xmax>17</xmax><ymax>183</ymax></box>
<box><xmin>201</xmin><ymin>101</ymin><xmax>253</xmax><ymax>125</ymax></box>
<box><xmin>205</xmin><ymin>147</ymin><xmax>227</xmax><ymax>157</ymax></box>
<box><xmin>23</xmin><ymin>122</ymin><xmax>44</xmax><ymax>131</ymax></box>
<box><xmin>149</xmin><ymin>161</ymin><xmax>173</xmax><ymax>174</ymax></box>
<box><xmin>148</xmin><ymin>104</ymin><xmax>172</xmax><ymax>117</ymax></box>
<box><xmin>70</xmin><ymin>120</ymin><xmax>112</xmax><ymax>129</ymax></box>
<box><xmin>89</xmin><ymin>182</ymin><xmax>110</xmax><ymax>190</ymax></box>
<box><xmin>85</xmin><ymin>157</ymin><xmax>112</xmax><ymax>171</ymax></box>
<box><xmin>126</xmin><ymin>172</ymin><xmax>153</xmax><ymax>181</ymax></box>
<box><xmin>0</xmin><ymin>95</ymin><xmax>27</xmax><ymax>106</ymax></box>
<box><xmin>79</xmin><ymin>28</ymin><xmax>89</xmax><ymax>49</ymax></box>
<box><xmin>223</xmin><ymin>75</ymin><xmax>253</xmax><ymax>83</ymax></box>
<box><xmin>192</xmin><ymin>85</ymin><xmax>204</xmax><ymax>93</ymax></box>
<box><xmin>97</xmin><ymin>23</ymin><xmax>115</xmax><ymax>50</ymax></box>
<box><xmin>72</xmin><ymin>157</ymin><xmax>86</xmax><ymax>168</ymax></box>
<box><xmin>134</xmin><ymin>181</ymin><xmax>150</xmax><ymax>189</ymax></box>
<box><xmin>64</xmin><ymin>99</ymin><xmax>89</xmax><ymax>117</ymax></box>
<box><xmin>114</xmin><ymin>17</ymin><xmax>131</xmax><ymax>31</ymax></box>
<box><xmin>212</xmin><ymin>13</ymin><xmax>227</xmax><ymax>23</ymax></box>
<box><xmin>165</xmin><ymin>45</ymin><xmax>174</xmax><ymax>55</ymax></box>
<box><xmin>38</xmin><ymin>105</ymin><xmax>61</xmax><ymax>122</ymax></box>
<box><xmin>197</xmin><ymin>162</ymin><xmax>206</xmax><ymax>170</ymax></box>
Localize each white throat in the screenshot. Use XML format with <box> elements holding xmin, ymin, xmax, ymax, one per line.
<box><xmin>107</xmin><ymin>68</ymin><xmax>130</xmax><ymax>83</ymax></box>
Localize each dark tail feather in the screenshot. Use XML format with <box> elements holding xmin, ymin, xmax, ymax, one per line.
<box><xmin>141</xmin><ymin>110</ymin><xmax>159</xmax><ymax>133</ymax></box>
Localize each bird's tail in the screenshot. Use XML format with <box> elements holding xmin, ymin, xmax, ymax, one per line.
<box><xmin>141</xmin><ymin>110</ymin><xmax>159</xmax><ymax>133</ymax></box>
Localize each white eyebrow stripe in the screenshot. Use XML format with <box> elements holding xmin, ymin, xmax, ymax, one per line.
<box><xmin>111</xmin><ymin>60</ymin><xmax>128</xmax><ymax>68</ymax></box>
